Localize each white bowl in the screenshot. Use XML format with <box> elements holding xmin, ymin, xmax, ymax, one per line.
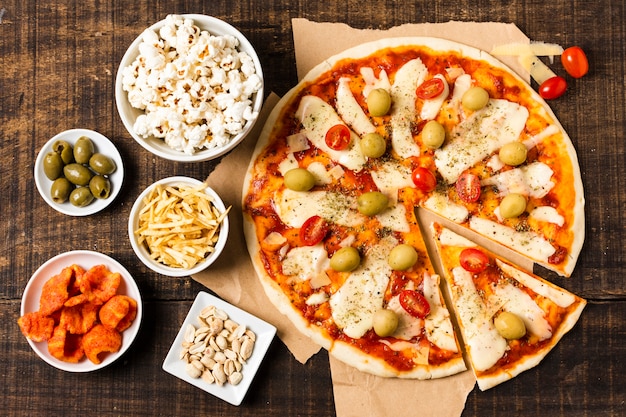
<box><xmin>162</xmin><ymin>291</ymin><xmax>276</xmax><ymax>405</ymax></box>
<box><xmin>34</xmin><ymin>129</ymin><xmax>124</xmax><ymax>216</ymax></box>
<box><xmin>128</xmin><ymin>176</ymin><xmax>229</xmax><ymax>277</ymax></box>
<box><xmin>20</xmin><ymin>251</ymin><xmax>142</xmax><ymax>372</ymax></box>
<box><xmin>115</xmin><ymin>14</ymin><xmax>264</xmax><ymax>162</ymax></box>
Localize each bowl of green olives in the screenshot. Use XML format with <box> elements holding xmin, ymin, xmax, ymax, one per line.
<box><xmin>34</xmin><ymin>129</ymin><xmax>124</xmax><ymax>216</ymax></box>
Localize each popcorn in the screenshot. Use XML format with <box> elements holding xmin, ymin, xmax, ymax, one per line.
<box><xmin>122</xmin><ymin>14</ymin><xmax>262</xmax><ymax>155</ymax></box>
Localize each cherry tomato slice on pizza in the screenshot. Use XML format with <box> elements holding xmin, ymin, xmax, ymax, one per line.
<box><xmin>300</xmin><ymin>215</ymin><xmax>329</xmax><ymax>246</ymax></box>
<box><xmin>416</xmin><ymin>78</ymin><xmax>445</xmax><ymax>99</ymax></box>
<box><xmin>561</xmin><ymin>46</ymin><xmax>589</xmax><ymax>78</ymax></box>
<box><xmin>459</xmin><ymin>248</ymin><xmax>490</xmax><ymax>273</ymax></box>
<box><xmin>539</xmin><ymin>76</ymin><xmax>567</xmax><ymax>100</ymax></box>
<box><xmin>325</xmin><ymin>124</ymin><xmax>351</xmax><ymax>150</ymax></box>
<box><xmin>399</xmin><ymin>290</ymin><xmax>431</xmax><ymax>318</ymax></box>
<box><xmin>456</xmin><ymin>172</ymin><xmax>482</xmax><ymax>203</ymax></box>
<box><xmin>412</xmin><ymin>167</ymin><xmax>437</xmax><ymax>192</ymax></box>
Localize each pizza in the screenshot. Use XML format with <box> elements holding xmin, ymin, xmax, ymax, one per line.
<box><xmin>241</xmin><ymin>37</ymin><xmax>585</xmax><ymax>385</ymax></box>
<box><xmin>431</xmin><ymin>222</ymin><xmax>586</xmax><ymax>390</ymax></box>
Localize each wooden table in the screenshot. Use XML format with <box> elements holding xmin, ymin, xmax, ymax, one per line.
<box><xmin>1</xmin><ymin>1</ymin><xmax>624</xmax><ymax>416</ymax></box>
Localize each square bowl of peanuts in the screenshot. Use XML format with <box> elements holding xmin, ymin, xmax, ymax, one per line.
<box><xmin>162</xmin><ymin>291</ymin><xmax>277</xmax><ymax>405</ymax></box>
<box><xmin>128</xmin><ymin>176</ymin><xmax>230</xmax><ymax>277</ymax></box>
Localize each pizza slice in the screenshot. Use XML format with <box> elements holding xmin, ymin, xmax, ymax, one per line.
<box><xmin>431</xmin><ymin>222</ymin><xmax>586</xmax><ymax>390</ymax></box>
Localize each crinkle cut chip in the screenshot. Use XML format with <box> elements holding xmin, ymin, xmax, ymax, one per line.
<box><xmin>99</xmin><ymin>295</ymin><xmax>138</xmax><ymax>332</ymax></box>
<box><xmin>60</xmin><ymin>302</ymin><xmax>100</xmax><ymax>335</ymax></box>
<box><xmin>47</xmin><ymin>325</ymin><xmax>84</xmax><ymax>363</ymax></box>
<box><xmin>82</xmin><ymin>324</ymin><xmax>122</xmax><ymax>364</ymax></box>
<box><xmin>17</xmin><ymin>311</ymin><xmax>55</xmax><ymax>342</ymax></box>
<box><xmin>81</xmin><ymin>265</ymin><xmax>121</xmax><ymax>305</ymax></box>
<box><xmin>39</xmin><ymin>265</ymin><xmax>85</xmax><ymax>315</ymax></box>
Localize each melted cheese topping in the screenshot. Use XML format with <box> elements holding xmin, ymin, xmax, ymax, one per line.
<box><xmin>329</xmin><ymin>236</ymin><xmax>396</xmax><ymax>339</ymax></box>
<box><xmin>371</xmin><ymin>160</ymin><xmax>414</xmax><ymax>203</ymax></box>
<box><xmin>529</xmin><ymin>206</ymin><xmax>565</xmax><ymax>226</ymax></box>
<box><xmin>451</xmin><ymin>266</ymin><xmax>507</xmax><ymax>371</ymax></box>
<box><xmin>282</xmin><ymin>244</ymin><xmax>331</xmax><ymax>288</ymax></box>
<box><xmin>489</xmin><ymin>280</ymin><xmax>553</xmax><ymax>341</ymax></box>
<box><xmin>481</xmin><ymin>161</ymin><xmax>555</xmax><ymax>198</ymax></box>
<box><xmin>496</xmin><ymin>259</ymin><xmax>575</xmax><ymax>308</ymax></box>
<box><xmin>469</xmin><ymin>216</ymin><xmax>556</xmax><ymax>262</ymax></box>
<box><xmin>295</xmin><ymin>95</ymin><xmax>367</xmax><ymax>172</ymax></box>
<box><xmin>375</xmin><ymin>204</ymin><xmax>410</xmax><ymax>233</ymax></box>
<box><xmin>390</xmin><ymin>58</ymin><xmax>427</xmax><ymax>158</ymax></box>
<box><xmin>336</xmin><ymin>77</ymin><xmax>376</xmax><ymax>136</ymax></box>
<box><xmin>435</xmin><ymin>99</ymin><xmax>529</xmax><ymax>184</ymax></box>
<box><xmin>423</xmin><ymin>273</ymin><xmax>458</xmax><ymax>352</ymax></box>
<box><xmin>420</xmin><ymin>74</ymin><xmax>449</xmax><ymax>120</ymax></box>
<box><xmin>423</xmin><ymin>193</ymin><xmax>469</xmax><ymax>223</ymax></box>
<box><xmin>274</xmin><ymin>188</ymin><xmax>364</xmax><ymax>228</ymax></box>
<box><xmin>387</xmin><ymin>294</ymin><xmax>423</xmax><ymax>340</ymax></box>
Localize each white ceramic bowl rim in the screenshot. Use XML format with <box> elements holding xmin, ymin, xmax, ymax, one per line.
<box><xmin>115</xmin><ymin>14</ymin><xmax>264</xmax><ymax>162</ymax></box>
<box><xmin>128</xmin><ymin>176</ymin><xmax>230</xmax><ymax>277</ymax></box>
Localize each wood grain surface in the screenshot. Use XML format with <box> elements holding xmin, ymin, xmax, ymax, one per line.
<box><xmin>1</xmin><ymin>1</ymin><xmax>624</xmax><ymax>416</ymax></box>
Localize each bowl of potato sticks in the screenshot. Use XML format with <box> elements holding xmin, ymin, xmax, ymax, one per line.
<box><xmin>128</xmin><ymin>176</ymin><xmax>231</xmax><ymax>277</ymax></box>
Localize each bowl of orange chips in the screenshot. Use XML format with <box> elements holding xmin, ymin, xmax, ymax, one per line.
<box><xmin>18</xmin><ymin>251</ymin><xmax>142</xmax><ymax>372</ymax></box>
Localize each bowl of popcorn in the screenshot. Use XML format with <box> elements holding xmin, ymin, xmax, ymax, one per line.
<box><xmin>115</xmin><ymin>14</ymin><xmax>264</xmax><ymax>162</ymax></box>
<box><xmin>128</xmin><ymin>176</ymin><xmax>231</xmax><ymax>277</ymax></box>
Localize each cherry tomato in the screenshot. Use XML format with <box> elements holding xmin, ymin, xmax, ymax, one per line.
<box><xmin>411</xmin><ymin>167</ymin><xmax>437</xmax><ymax>192</ymax></box>
<box><xmin>399</xmin><ymin>290</ymin><xmax>431</xmax><ymax>318</ymax></box>
<box><xmin>325</xmin><ymin>124</ymin><xmax>351</xmax><ymax>150</ymax></box>
<box><xmin>416</xmin><ymin>78</ymin><xmax>445</xmax><ymax>99</ymax></box>
<box><xmin>300</xmin><ymin>215</ymin><xmax>329</xmax><ymax>246</ymax></box>
<box><xmin>459</xmin><ymin>248</ymin><xmax>490</xmax><ymax>273</ymax></box>
<box><xmin>561</xmin><ymin>46</ymin><xmax>589</xmax><ymax>78</ymax></box>
<box><xmin>539</xmin><ymin>76</ymin><xmax>567</xmax><ymax>100</ymax></box>
<box><xmin>455</xmin><ymin>172</ymin><xmax>481</xmax><ymax>203</ymax></box>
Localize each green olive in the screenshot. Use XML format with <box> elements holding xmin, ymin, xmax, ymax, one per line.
<box><xmin>499</xmin><ymin>193</ymin><xmax>527</xmax><ymax>218</ymax></box>
<box><xmin>357</xmin><ymin>191</ymin><xmax>389</xmax><ymax>216</ymax></box>
<box><xmin>63</xmin><ymin>163</ymin><xmax>93</xmax><ymax>186</ymax></box>
<box><xmin>50</xmin><ymin>177</ymin><xmax>72</xmax><ymax>204</ymax></box>
<box><xmin>388</xmin><ymin>244</ymin><xmax>418</xmax><ymax>271</ymax></box>
<box><xmin>69</xmin><ymin>187</ymin><xmax>95</xmax><ymax>207</ymax></box>
<box><xmin>88</xmin><ymin>153</ymin><xmax>117</xmax><ymax>175</ymax></box>
<box><xmin>372</xmin><ymin>309</ymin><xmax>399</xmax><ymax>337</ymax></box>
<box><xmin>494</xmin><ymin>311</ymin><xmax>526</xmax><ymax>339</ymax></box>
<box><xmin>43</xmin><ymin>152</ymin><xmax>64</xmax><ymax>180</ymax></box>
<box><xmin>421</xmin><ymin>120</ymin><xmax>446</xmax><ymax>149</ymax></box>
<box><xmin>89</xmin><ymin>175</ymin><xmax>111</xmax><ymax>199</ymax></box>
<box><xmin>367</xmin><ymin>88</ymin><xmax>392</xmax><ymax>117</ymax></box>
<box><xmin>73</xmin><ymin>136</ymin><xmax>95</xmax><ymax>164</ymax></box>
<box><xmin>462</xmin><ymin>86</ymin><xmax>490</xmax><ymax>111</ymax></box>
<box><xmin>360</xmin><ymin>132</ymin><xmax>387</xmax><ymax>158</ymax></box>
<box><xmin>284</xmin><ymin>168</ymin><xmax>315</xmax><ymax>191</ymax></box>
<box><xmin>52</xmin><ymin>140</ymin><xmax>74</xmax><ymax>164</ymax></box>
<box><xmin>330</xmin><ymin>246</ymin><xmax>361</xmax><ymax>272</ymax></box>
<box><xmin>499</xmin><ymin>142</ymin><xmax>528</xmax><ymax>166</ymax></box>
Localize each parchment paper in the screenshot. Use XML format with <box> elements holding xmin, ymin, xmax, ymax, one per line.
<box><xmin>194</xmin><ymin>19</ymin><xmax>532</xmax><ymax>416</ymax></box>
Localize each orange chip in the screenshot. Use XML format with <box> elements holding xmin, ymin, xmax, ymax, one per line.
<box><xmin>82</xmin><ymin>324</ymin><xmax>122</xmax><ymax>364</ymax></box>
<box><xmin>60</xmin><ymin>302</ymin><xmax>99</xmax><ymax>335</ymax></box>
<box><xmin>82</xmin><ymin>265</ymin><xmax>121</xmax><ymax>305</ymax></box>
<box><xmin>48</xmin><ymin>325</ymin><xmax>84</xmax><ymax>363</ymax></box>
<box><xmin>17</xmin><ymin>311</ymin><xmax>55</xmax><ymax>342</ymax></box>
<box><xmin>39</xmin><ymin>265</ymin><xmax>82</xmax><ymax>315</ymax></box>
<box><xmin>99</xmin><ymin>295</ymin><xmax>138</xmax><ymax>332</ymax></box>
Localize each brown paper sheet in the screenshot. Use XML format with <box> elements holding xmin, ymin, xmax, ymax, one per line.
<box><xmin>194</xmin><ymin>19</ymin><xmax>532</xmax><ymax>416</ymax></box>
